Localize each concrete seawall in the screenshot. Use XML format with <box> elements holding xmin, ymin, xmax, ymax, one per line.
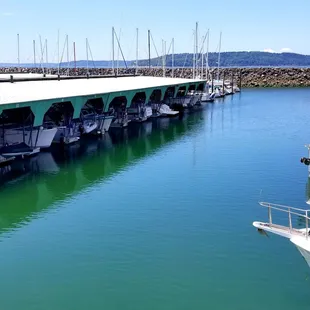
<box><xmin>1</xmin><ymin>67</ymin><xmax>310</xmax><ymax>87</ymax></box>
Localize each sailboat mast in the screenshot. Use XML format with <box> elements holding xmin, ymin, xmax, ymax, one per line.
<box><xmin>66</xmin><ymin>35</ymin><xmax>69</xmax><ymax>75</ymax></box>
<box><xmin>148</xmin><ymin>30</ymin><xmax>151</xmax><ymax>69</ymax></box>
<box><xmin>162</xmin><ymin>40</ymin><xmax>165</xmax><ymax>77</ymax></box>
<box><xmin>201</xmin><ymin>40</ymin><xmax>204</xmax><ymax>78</ymax></box>
<box><xmin>73</xmin><ymin>42</ymin><xmax>77</xmax><ymax>73</ymax></box>
<box><xmin>33</xmin><ymin>39</ymin><xmax>36</xmax><ymax>68</ymax></box>
<box><xmin>39</xmin><ymin>35</ymin><xmax>45</xmax><ymax>74</ymax></box>
<box><xmin>45</xmin><ymin>39</ymin><xmax>48</xmax><ymax>70</ymax></box>
<box><xmin>195</xmin><ymin>22</ymin><xmax>198</xmax><ymax>78</ymax></box>
<box><xmin>57</xmin><ymin>29</ymin><xmax>60</xmax><ymax>76</ymax></box>
<box><xmin>172</xmin><ymin>38</ymin><xmax>174</xmax><ymax>78</ymax></box>
<box><xmin>86</xmin><ymin>38</ymin><xmax>89</xmax><ymax>75</ymax></box>
<box><xmin>205</xmin><ymin>29</ymin><xmax>209</xmax><ymax>81</ymax></box>
<box><xmin>17</xmin><ymin>34</ymin><xmax>20</xmax><ymax>72</ymax></box>
<box><xmin>112</xmin><ymin>27</ymin><xmax>115</xmax><ymax>75</ymax></box>
<box><xmin>116</xmin><ymin>29</ymin><xmax>121</xmax><ymax>76</ymax></box>
<box><xmin>135</xmin><ymin>28</ymin><xmax>139</xmax><ymax>75</ymax></box>
<box><xmin>192</xmin><ymin>30</ymin><xmax>195</xmax><ymax>79</ymax></box>
<box><xmin>217</xmin><ymin>31</ymin><xmax>222</xmax><ymax>81</ymax></box>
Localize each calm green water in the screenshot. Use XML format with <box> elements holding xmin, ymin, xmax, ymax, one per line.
<box><xmin>1</xmin><ymin>89</ymin><xmax>310</xmax><ymax>309</ymax></box>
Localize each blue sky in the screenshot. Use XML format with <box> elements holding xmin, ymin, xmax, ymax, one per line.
<box><xmin>0</xmin><ymin>0</ymin><xmax>309</xmax><ymax>63</ymax></box>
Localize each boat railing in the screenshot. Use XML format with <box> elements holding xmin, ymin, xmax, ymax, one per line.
<box><xmin>259</xmin><ymin>202</ymin><xmax>310</xmax><ymax>238</ymax></box>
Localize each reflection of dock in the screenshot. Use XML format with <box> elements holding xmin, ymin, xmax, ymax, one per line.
<box><xmin>0</xmin><ymin>113</ymin><xmax>204</xmax><ymax>235</ymax></box>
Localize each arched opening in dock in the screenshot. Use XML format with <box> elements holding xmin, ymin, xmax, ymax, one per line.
<box><xmin>130</xmin><ymin>92</ymin><xmax>146</xmax><ymax>106</ymax></box>
<box><xmin>164</xmin><ymin>87</ymin><xmax>176</xmax><ymax>101</ymax></box>
<box><xmin>196</xmin><ymin>83</ymin><xmax>204</xmax><ymax>91</ymax></box>
<box><xmin>176</xmin><ymin>86</ymin><xmax>187</xmax><ymax>97</ymax></box>
<box><xmin>149</xmin><ymin>89</ymin><xmax>162</xmax><ymax>103</ymax></box>
<box><xmin>43</xmin><ymin>101</ymin><xmax>75</xmax><ymax>126</ymax></box>
<box><xmin>128</xmin><ymin>92</ymin><xmax>148</xmax><ymax>120</ymax></box>
<box><xmin>82</xmin><ymin>98</ymin><xmax>104</xmax><ymax>116</ymax></box>
<box><xmin>108</xmin><ymin>96</ymin><xmax>127</xmax><ymax>114</ymax></box>
<box><xmin>0</xmin><ymin>107</ymin><xmax>34</xmax><ymax>127</ymax></box>
<box><xmin>0</xmin><ymin>107</ymin><xmax>35</xmax><ymax>146</ymax></box>
<box><xmin>188</xmin><ymin>84</ymin><xmax>196</xmax><ymax>93</ymax></box>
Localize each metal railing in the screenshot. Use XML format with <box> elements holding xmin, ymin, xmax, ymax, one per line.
<box><xmin>259</xmin><ymin>202</ymin><xmax>310</xmax><ymax>239</ymax></box>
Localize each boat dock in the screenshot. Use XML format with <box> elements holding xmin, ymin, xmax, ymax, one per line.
<box><xmin>0</xmin><ymin>76</ymin><xmax>204</xmax><ymax>126</ymax></box>
<box><xmin>0</xmin><ymin>74</ymin><xmax>238</xmax><ymax>160</ymax></box>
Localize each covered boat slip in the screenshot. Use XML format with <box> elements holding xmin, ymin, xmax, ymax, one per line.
<box><xmin>0</xmin><ymin>76</ymin><xmax>205</xmax><ymax>126</ymax></box>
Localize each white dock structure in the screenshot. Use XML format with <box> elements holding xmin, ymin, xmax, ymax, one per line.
<box><xmin>0</xmin><ymin>76</ymin><xmax>205</xmax><ymax>126</ymax></box>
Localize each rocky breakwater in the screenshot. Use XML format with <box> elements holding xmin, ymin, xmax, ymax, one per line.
<box><xmin>215</xmin><ymin>67</ymin><xmax>310</xmax><ymax>87</ymax></box>
<box><xmin>136</xmin><ymin>67</ymin><xmax>310</xmax><ymax>87</ymax></box>
<box><xmin>1</xmin><ymin>66</ymin><xmax>310</xmax><ymax>87</ymax></box>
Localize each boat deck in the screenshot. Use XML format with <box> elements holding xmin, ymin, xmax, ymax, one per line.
<box><xmin>253</xmin><ymin>221</ymin><xmax>308</xmax><ymax>239</ymax></box>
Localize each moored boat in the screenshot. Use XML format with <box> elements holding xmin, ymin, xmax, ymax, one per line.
<box><xmin>0</xmin><ymin>155</ymin><xmax>15</xmax><ymax>167</ymax></box>
<box><xmin>159</xmin><ymin>104</ymin><xmax>179</xmax><ymax>117</ymax></box>
<box><xmin>3</xmin><ymin>126</ymin><xmax>57</xmax><ymax>149</ymax></box>
<box><xmin>253</xmin><ymin>202</ymin><xmax>310</xmax><ymax>268</ymax></box>
<box><xmin>0</xmin><ymin>142</ymin><xmax>40</xmax><ymax>158</ymax></box>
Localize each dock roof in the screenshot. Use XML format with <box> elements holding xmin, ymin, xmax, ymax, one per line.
<box><xmin>0</xmin><ymin>76</ymin><xmax>204</xmax><ymax>106</ymax></box>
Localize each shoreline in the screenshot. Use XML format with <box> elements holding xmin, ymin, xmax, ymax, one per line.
<box><xmin>1</xmin><ymin>67</ymin><xmax>309</xmax><ymax>88</ymax></box>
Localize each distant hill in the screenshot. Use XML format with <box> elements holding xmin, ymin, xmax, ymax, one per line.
<box><xmin>136</xmin><ymin>52</ymin><xmax>310</xmax><ymax>67</ymax></box>
<box><xmin>1</xmin><ymin>52</ymin><xmax>310</xmax><ymax>68</ymax></box>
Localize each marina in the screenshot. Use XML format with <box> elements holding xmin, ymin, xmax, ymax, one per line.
<box><xmin>0</xmin><ymin>88</ymin><xmax>310</xmax><ymax>309</ymax></box>
<box><xmin>0</xmin><ymin>0</ymin><xmax>310</xmax><ymax>306</ymax></box>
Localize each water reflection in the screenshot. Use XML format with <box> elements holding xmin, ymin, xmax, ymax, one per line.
<box><xmin>306</xmin><ymin>175</ymin><xmax>310</xmax><ymax>205</ymax></box>
<box><xmin>0</xmin><ymin>112</ymin><xmax>204</xmax><ymax>235</ymax></box>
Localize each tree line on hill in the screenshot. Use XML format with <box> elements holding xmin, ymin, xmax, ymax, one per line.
<box><xmin>136</xmin><ymin>52</ymin><xmax>310</xmax><ymax>67</ymax></box>
<box><xmin>1</xmin><ymin>52</ymin><xmax>310</xmax><ymax>68</ymax></box>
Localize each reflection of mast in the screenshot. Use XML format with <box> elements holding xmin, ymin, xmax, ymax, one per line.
<box><xmin>209</xmin><ymin>102</ymin><xmax>214</xmax><ymax>134</ymax></box>
<box><xmin>192</xmin><ymin>136</ymin><xmax>196</xmax><ymax>167</ymax></box>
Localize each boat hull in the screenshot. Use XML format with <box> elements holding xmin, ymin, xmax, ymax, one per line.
<box><xmin>53</xmin><ymin>127</ymin><xmax>80</xmax><ymax>145</ymax></box>
<box><xmin>5</xmin><ymin>127</ymin><xmax>57</xmax><ymax>149</ymax></box>
<box><xmin>101</xmin><ymin>116</ymin><xmax>114</xmax><ymax>132</ymax></box>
